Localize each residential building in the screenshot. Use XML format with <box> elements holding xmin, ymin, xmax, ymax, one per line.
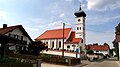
<box><xmin>35</xmin><ymin>5</ymin><xmax>86</xmax><ymax>53</ymax></box>
<box><xmin>86</xmin><ymin>45</ymin><xmax>110</xmax><ymax>56</ymax></box>
<box><xmin>0</xmin><ymin>24</ymin><xmax>33</xmax><ymax>52</ymax></box>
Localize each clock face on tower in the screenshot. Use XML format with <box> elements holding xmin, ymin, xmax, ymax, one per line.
<box><xmin>78</xmin><ymin>19</ymin><xmax>81</xmax><ymax>22</ymax></box>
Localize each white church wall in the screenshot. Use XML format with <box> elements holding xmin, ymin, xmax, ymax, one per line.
<box><xmin>41</xmin><ymin>38</ymin><xmax>68</xmax><ymax>50</ymax></box>
<box><xmin>65</xmin><ymin>44</ymin><xmax>79</xmax><ymax>51</ymax></box>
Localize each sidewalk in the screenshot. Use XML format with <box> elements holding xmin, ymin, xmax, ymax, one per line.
<box><xmin>41</xmin><ymin>60</ymin><xmax>91</xmax><ymax>67</ymax></box>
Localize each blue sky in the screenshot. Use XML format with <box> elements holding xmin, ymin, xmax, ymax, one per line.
<box><xmin>0</xmin><ymin>0</ymin><xmax>120</xmax><ymax>48</ymax></box>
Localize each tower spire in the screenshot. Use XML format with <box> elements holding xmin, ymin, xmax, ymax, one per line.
<box><xmin>79</xmin><ymin>2</ymin><xmax>81</xmax><ymax>11</ymax></box>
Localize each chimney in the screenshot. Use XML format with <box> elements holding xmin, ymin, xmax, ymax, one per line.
<box><xmin>3</xmin><ymin>24</ymin><xmax>7</xmax><ymax>29</ymax></box>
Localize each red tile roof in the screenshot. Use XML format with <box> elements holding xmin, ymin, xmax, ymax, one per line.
<box><xmin>0</xmin><ymin>25</ymin><xmax>33</xmax><ymax>41</ymax></box>
<box><xmin>85</xmin><ymin>45</ymin><xmax>109</xmax><ymax>51</ymax></box>
<box><xmin>35</xmin><ymin>28</ymin><xmax>72</xmax><ymax>40</ymax></box>
<box><xmin>65</xmin><ymin>32</ymin><xmax>81</xmax><ymax>44</ymax></box>
<box><xmin>0</xmin><ymin>25</ymin><xmax>20</xmax><ymax>34</ymax></box>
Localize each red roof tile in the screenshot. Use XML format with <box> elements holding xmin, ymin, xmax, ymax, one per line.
<box><xmin>35</xmin><ymin>28</ymin><xmax>72</xmax><ymax>40</ymax></box>
<box><xmin>0</xmin><ymin>25</ymin><xmax>33</xmax><ymax>41</ymax></box>
<box><xmin>0</xmin><ymin>25</ymin><xmax>20</xmax><ymax>34</ymax></box>
<box><xmin>65</xmin><ymin>32</ymin><xmax>81</xmax><ymax>44</ymax></box>
<box><xmin>85</xmin><ymin>45</ymin><xmax>109</xmax><ymax>51</ymax></box>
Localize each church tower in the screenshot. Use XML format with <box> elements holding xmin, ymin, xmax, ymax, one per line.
<box><xmin>74</xmin><ymin>3</ymin><xmax>86</xmax><ymax>52</ymax></box>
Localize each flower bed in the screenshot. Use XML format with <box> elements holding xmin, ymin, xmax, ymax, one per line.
<box><xmin>9</xmin><ymin>53</ymin><xmax>81</xmax><ymax>66</ymax></box>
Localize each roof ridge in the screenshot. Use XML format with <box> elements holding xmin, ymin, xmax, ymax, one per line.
<box><xmin>46</xmin><ymin>28</ymin><xmax>72</xmax><ymax>31</ymax></box>
<box><xmin>0</xmin><ymin>25</ymin><xmax>22</xmax><ymax>29</ymax></box>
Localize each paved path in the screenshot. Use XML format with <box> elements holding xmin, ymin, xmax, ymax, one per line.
<box><xmin>41</xmin><ymin>60</ymin><xmax>91</xmax><ymax>67</ymax></box>
<box><xmin>84</xmin><ymin>58</ymin><xmax>120</xmax><ymax>67</ymax></box>
<box><xmin>41</xmin><ymin>57</ymin><xmax>120</xmax><ymax>67</ymax></box>
<box><xmin>41</xmin><ymin>51</ymin><xmax>120</xmax><ymax>67</ymax></box>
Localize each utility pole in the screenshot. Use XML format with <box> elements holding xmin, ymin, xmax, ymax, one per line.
<box><xmin>62</xmin><ymin>23</ymin><xmax>65</xmax><ymax>57</ymax></box>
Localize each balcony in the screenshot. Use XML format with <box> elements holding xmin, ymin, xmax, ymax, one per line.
<box><xmin>8</xmin><ymin>34</ymin><xmax>27</xmax><ymax>45</ymax></box>
<box><xmin>9</xmin><ymin>34</ymin><xmax>23</xmax><ymax>41</ymax></box>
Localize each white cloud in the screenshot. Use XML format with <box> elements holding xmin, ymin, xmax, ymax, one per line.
<box><xmin>25</xmin><ymin>27</ymin><xmax>39</xmax><ymax>32</ymax></box>
<box><xmin>48</xmin><ymin>20</ymin><xmax>63</xmax><ymax>29</ymax></box>
<box><xmin>59</xmin><ymin>13</ymin><xmax>65</xmax><ymax>18</ymax></box>
<box><xmin>86</xmin><ymin>15</ymin><xmax>118</xmax><ymax>25</ymax></box>
<box><xmin>87</xmin><ymin>0</ymin><xmax>120</xmax><ymax>11</ymax></box>
<box><xmin>29</xmin><ymin>18</ymin><xmax>48</xmax><ymax>25</ymax></box>
<box><xmin>0</xmin><ymin>11</ymin><xmax>8</xmax><ymax>22</ymax></box>
<box><xmin>0</xmin><ymin>11</ymin><xmax>7</xmax><ymax>17</ymax></box>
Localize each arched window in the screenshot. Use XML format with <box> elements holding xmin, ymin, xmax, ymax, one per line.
<box><xmin>46</xmin><ymin>42</ymin><xmax>48</xmax><ymax>44</ymax></box>
<box><xmin>52</xmin><ymin>41</ymin><xmax>54</xmax><ymax>48</ymax></box>
<box><xmin>77</xmin><ymin>27</ymin><xmax>79</xmax><ymax>30</ymax></box>
<box><xmin>80</xmin><ymin>27</ymin><xmax>81</xmax><ymax>30</ymax></box>
<box><xmin>59</xmin><ymin>41</ymin><xmax>61</xmax><ymax>48</ymax></box>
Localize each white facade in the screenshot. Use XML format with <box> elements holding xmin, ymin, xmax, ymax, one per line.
<box><xmin>93</xmin><ymin>50</ymin><xmax>109</xmax><ymax>55</ymax></box>
<box><xmin>5</xmin><ymin>27</ymin><xmax>32</xmax><ymax>51</ymax></box>
<box><xmin>75</xmin><ymin>16</ymin><xmax>86</xmax><ymax>52</ymax></box>
<box><xmin>41</xmin><ymin>39</ymin><xmax>67</xmax><ymax>50</ymax></box>
<box><xmin>75</xmin><ymin>17</ymin><xmax>85</xmax><ymax>39</ymax></box>
<box><xmin>65</xmin><ymin>44</ymin><xmax>79</xmax><ymax>51</ymax></box>
<box><xmin>41</xmin><ymin>39</ymin><xmax>80</xmax><ymax>52</ymax></box>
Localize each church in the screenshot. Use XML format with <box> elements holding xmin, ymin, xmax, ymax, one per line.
<box><xmin>35</xmin><ymin>5</ymin><xmax>86</xmax><ymax>53</ymax></box>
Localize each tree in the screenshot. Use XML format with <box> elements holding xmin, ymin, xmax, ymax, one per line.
<box><xmin>93</xmin><ymin>43</ymin><xmax>98</xmax><ymax>45</ymax></box>
<box><xmin>27</xmin><ymin>41</ymin><xmax>47</xmax><ymax>56</ymax></box>
<box><xmin>115</xmin><ymin>23</ymin><xmax>120</xmax><ymax>35</ymax></box>
<box><xmin>103</xmin><ymin>42</ymin><xmax>109</xmax><ymax>46</ymax></box>
<box><xmin>113</xmin><ymin>40</ymin><xmax>119</xmax><ymax>60</ymax></box>
<box><xmin>113</xmin><ymin>23</ymin><xmax>120</xmax><ymax>60</ymax></box>
<box><xmin>86</xmin><ymin>50</ymin><xmax>93</xmax><ymax>54</ymax></box>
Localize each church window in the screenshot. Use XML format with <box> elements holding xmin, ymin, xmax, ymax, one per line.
<box><xmin>80</xmin><ymin>27</ymin><xmax>81</xmax><ymax>30</ymax></box>
<box><xmin>46</xmin><ymin>42</ymin><xmax>48</xmax><ymax>44</ymax></box>
<box><xmin>77</xmin><ymin>27</ymin><xmax>79</xmax><ymax>30</ymax></box>
<box><xmin>81</xmin><ymin>39</ymin><xmax>83</xmax><ymax>43</ymax></box>
<box><xmin>59</xmin><ymin>41</ymin><xmax>61</xmax><ymax>48</ymax></box>
<box><xmin>72</xmin><ymin>45</ymin><xmax>76</xmax><ymax>47</ymax></box>
<box><xmin>52</xmin><ymin>41</ymin><xmax>54</xmax><ymax>48</ymax></box>
<box><xmin>67</xmin><ymin>45</ymin><xmax>70</xmax><ymax>48</ymax></box>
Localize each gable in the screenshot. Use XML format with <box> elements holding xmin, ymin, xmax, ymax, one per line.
<box><xmin>65</xmin><ymin>32</ymin><xmax>81</xmax><ymax>44</ymax></box>
<box><xmin>0</xmin><ymin>25</ymin><xmax>33</xmax><ymax>42</ymax></box>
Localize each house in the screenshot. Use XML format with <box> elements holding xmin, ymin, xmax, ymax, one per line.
<box><xmin>85</xmin><ymin>45</ymin><xmax>110</xmax><ymax>56</ymax></box>
<box><xmin>0</xmin><ymin>24</ymin><xmax>33</xmax><ymax>52</ymax></box>
<box><xmin>35</xmin><ymin>5</ymin><xmax>86</xmax><ymax>53</ymax></box>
